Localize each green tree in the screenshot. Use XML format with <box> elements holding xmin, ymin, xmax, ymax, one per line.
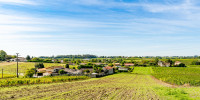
<box><xmin>59</xmin><ymin>69</ymin><xmax>65</xmax><ymax>75</ymax></box>
<box><xmin>35</xmin><ymin>63</ymin><xmax>44</xmax><ymax>68</ymax></box>
<box><xmin>108</xmin><ymin>63</ymin><xmax>114</xmax><ymax>67</ymax></box>
<box><xmin>25</xmin><ymin>68</ymin><xmax>35</xmax><ymax>78</ymax></box>
<box><xmin>154</xmin><ymin>58</ymin><xmax>159</xmax><ymax>65</ymax></box>
<box><xmin>0</xmin><ymin>50</ymin><xmax>7</xmax><ymax>61</ymax></box>
<box><xmin>65</xmin><ymin>64</ymin><xmax>69</xmax><ymax>68</ymax></box>
<box><xmin>26</xmin><ymin>55</ymin><xmax>31</xmax><ymax>61</ymax></box>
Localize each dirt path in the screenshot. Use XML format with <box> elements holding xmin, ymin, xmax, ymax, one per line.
<box><xmin>0</xmin><ymin>62</ymin><xmax>17</xmax><ymax>66</ymax></box>
<box><xmin>151</xmin><ymin>76</ymin><xmax>178</xmax><ymax>88</ymax></box>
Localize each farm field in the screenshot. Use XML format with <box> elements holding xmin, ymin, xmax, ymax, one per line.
<box><xmin>0</xmin><ymin>76</ymin><xmax>89</xmax><ymax>87</ymax></box>
<box><xmin>152</xmin><ymin>67</ymin><xmax>200</xmax><ymax>86</ymax></box>
<box><xmin>1</xmin><ymin>67</ymin><xmax>200</xmax><ymax>100</ymax></box>
<box><xmin>0</xmin><ymin>62</ymin><xmax>77</xmax><ymax>77</ymax></box>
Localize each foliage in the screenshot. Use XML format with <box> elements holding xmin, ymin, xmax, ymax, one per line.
<box><xmin>174</xmin><ymin>63</ymin><xmax>186</xmax><ymax>67</ymax></box>
<box><xmin>0</xmin><ymin>76</ymin><xmax>89</xmax><ymax>87</ymax></box>
<box><xmin>26</xmin><ymin>55</ymin><xmax>31</xmax><ymax>61</ymax></box>
<box><xmin>0</xmin><ymin>50</ymin><xmax>7</xmax><ymax>61</ymax></box>
<box><xmin>152</xmin><ymin>67</ymin><xmax>200</xmax><ymax>86</ymax></box>
<box><xmin>35</xmin><ymin>63</ymin><xmax>44</xmax><ymax>69</ymax></box>
<box><xmin>65</xmin><ymin>64</ymin><xmax>69</xmax><ymax>68</ymax></box>
<box><xmin>25</xmin><ymin>68</ymin><xmax>35</xmax><ymax>78</ymax></box>
<box><xmin>93</xmin><ymin>65</ymin><xmax>103</xmax><ymax>73</ymax></box>
<box><xmin>59</xmin><ymin>69</ymin><xmax>65</xmax><ymax>75</ymax></box>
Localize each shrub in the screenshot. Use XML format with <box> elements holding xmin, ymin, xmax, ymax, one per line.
<box><xmin>35</xmin><ymin>63</ymin><xmax>44</xmax><ymax>68</ymax></box>
<box><xmin>25</xmin><ymin>69</ymin><xmax>35</xmax><ymax>78</ymax></box>
<box><xmin>59</xmin><ymin>69</ymin><xmax>65</xmax><ymax>75</ymax></box>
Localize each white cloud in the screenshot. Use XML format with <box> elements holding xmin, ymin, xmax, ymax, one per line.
<box><xmin>0</xmin><ymin>0</ymin><xmax>37</xmax><ymax>5</ymax></box>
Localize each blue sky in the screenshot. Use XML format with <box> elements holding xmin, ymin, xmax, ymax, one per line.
<box><xmin>0</xmin><ymin>0</ymin><xmax>200</xmax><ymax>57</ymax></box>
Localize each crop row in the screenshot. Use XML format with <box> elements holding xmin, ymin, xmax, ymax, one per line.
<box><xmin>0</xmin><ymin>76</ymin><xmax>89</xmax><ymax>87</ymax></box>
<box><xmin>152</xmin><ymin>67</ymin><xmax>200</xmax><ymax>86</ymax></box>
<box><xmin>0</xmin><ymin>74</ymin><xmax>16</xmax><ymax>79</ymax></box>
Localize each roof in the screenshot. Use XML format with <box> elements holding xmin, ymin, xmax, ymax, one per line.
<box><xmin>44</xmin><ymin>71</ymin><xmax>53</xmax><ymax>74</ymax></box>
<box><xmin>175</xmin><ymin>61</ymin><xmax>181</xmax><ymax>63</ymax></box>
<box><xmin>80</xmin><ymin>63</ymin><xmax>87</xmax><ymax>65</ymax></box>
<box><xmin>94</xmin><ymin>63</ymin><xmax>104</xmax><ymax>65</ymax></box>
<box><xmin>124</xmin><ymin>63</ymin><xmax>134</xmax><ymax>66</ymax></box>
<box><xmin>104</xmin><ymin>66</ymin><xmax>113</xmax><ymax>70</ymax></box>
<box><xmin>118</xmin><ymin>67</ymin><xmax>128</xmax><ymax>70</ymax></box>
<box><xmin>114</xmin><ymin>63</ymin><xmax>121</xmax><ymax>66</ymax></box>
<box><xmin>38</xmin><ymin>68</ymin><xmax>46</xmax><ymax>72</ymax></box>
<box><xmin>46</xmin><ymin>66</ymin><xmax>64</xmax><ymax>69</ymax></box>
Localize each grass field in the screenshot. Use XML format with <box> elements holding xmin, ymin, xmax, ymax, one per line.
<box><xmin>0</xmin><ymin>62</ymin><xmax>77</xmax><ymax>77</ymax></box>
<box><xmin>152</xmin><ymin>67</ymin><xmax>200</xmax><ymax>86</ymax></box>
<box><xmin>1</xmin><ymin>67</ymin><xmax>200</xmax><ymax>100</ymax></box>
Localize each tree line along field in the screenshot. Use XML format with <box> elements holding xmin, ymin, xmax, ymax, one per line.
<box><xmin>0</xmin><ymin>67</ymin><xmax>200</xmax><ymax>100</ymax></box>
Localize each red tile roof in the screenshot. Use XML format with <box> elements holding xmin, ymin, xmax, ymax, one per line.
<box><xmin>104</xmin><ymin>66</ymin><xmax>113</xmax><ymax>70</ymax></box>
<box><xmin>124</xmin><ymin>63</ymin><xmax>134</xmax><ymax>66</ymax></box>
<box><xmin>46</xmin><ymin>66</ymin><xmax>64</xmax><ymax>69</ymax></box>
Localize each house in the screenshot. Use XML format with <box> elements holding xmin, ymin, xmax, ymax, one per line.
<box><xmin>158</xmin><ymin>61</ymin><xmax>165</xmax><ymax>67</ymax></box>
<box><xmin>80</xmin><ymin>63</ymin><xmax>87</xmax><ymax>65</ymax></box>
<box><xmin>165</xmin><ymin>63</ymin><xmax>171</xmax><ymax>67</ymax></box>
<box><xmin>64</xmin><ymin>68</ymin><xmax>82</xmax><ymax>75</ymax></box>
<box><xmin>174</xmin><ymin>61</ymin><xmax>182</xmax><ymax>66</ymax></box>
<box><xmin>103</xmin><ymin>66</ymin><xmax>114</xmax><ymax>75</ymax></box>
<box><xmin>45</xmin><ymin>66</ymin><xmax>64</xmax><ymax>73</ymax></box>
<box><xmin>60</xmin><ymin>60</ymin><xmax>64</xmax><ymax>63</ymax></box>
<box><xmin>124</xmin><ymin>63</ymin><xmax>134</xmax><ymax>67</ymax></box>
<box><xmin>94</xmin><ymin>63</ymin><xmax>104</xmax><ymax>65</ymax></box>
<box><xmin>114</xmin><ymin>63</ymin><xmax>121</xmax><ymax>67</ymax></box>
<box><xmin>37</xmin><ymin>68</ymin><xmax>46</xmax><ymax>73</ymax></box>
<box><xmin>158</xmin><ymin>61</ymin><xmax>171</xmax><ymax>67</ymax></box>
<box><xmin>36</xmin><ymin>66</ymin><xmax>64</xmax><ymax>77</ymax></box>
<box><xmin>91</xmin><ymin>73</ymin><xmax>98</xmax><ymax>78</ymax></box>
<box><xmin>10</xmin><ymin>57</ymin><xmax>27</xmax><ymax>62</ymax></box>
<box><xmin>79</xmin><ymin>68</ymin><xmax>93</xmax><ymax>73</ymax></box>
<box><xmin>118</xmin><ymin>67</ymin><xmax>128</xmax><ymax>72</ymax></box>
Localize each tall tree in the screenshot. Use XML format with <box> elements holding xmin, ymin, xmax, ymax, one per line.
<box><xmin>0</xmin><ymin>50</ymin><xmax>7</xmax><ymax>61</ymax></box>
<box><xmin>26</xmin><ymin>55</ymin><xmax>31</xmax><ymax>60</ymax></box>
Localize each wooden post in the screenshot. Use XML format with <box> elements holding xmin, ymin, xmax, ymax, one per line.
<box><xmin>2</xmin><ymin>68</ymin><xmax>3</xmax><ymax>78</ymax></box>
<box><xmin>16</xmin><ymin>53</ymin><xmax>19</xmax><ymax>78</ymax></box>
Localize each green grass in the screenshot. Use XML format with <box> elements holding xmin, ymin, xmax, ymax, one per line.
<box><xmin>152</xmin><ymin>67</ymin><xmax>200</xmax><ymax>86</ymax></box>
<box><xmin>0</xmin><ymin>74</ymin><xmax>16</xmax><ymax>79</ymax></box>
<box><xmin>0</xmin><ymin>66</ymin><xmax>200</xmax><ymax>99</ymax></box>
<box><xmin>132</xmin><ymin>67</ymin><xmax>153</xmax><ymax>75</ymax></box>
<box><xmin>0</xmin><ymin>62</ymin><xmax>78</xmax><ymax>76</ymax></box>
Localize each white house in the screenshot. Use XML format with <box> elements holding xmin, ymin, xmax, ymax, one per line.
<box><xmin>118</xmin><ymin>67</ymin><xmax>128</xmax><ymax>71</ymax></box>
<box><xmin>124</xmin><ymin>63</ymin><xmax>134</xmax><ymax>67</ymax></box>
<box><xmin>114</xmin><ymin>63</ymin><xmax>121</xmax><ymax>67</ymax></box>
<box><xmin>103</xmin><ymin>66</ymin><xmax>114</xmax><ymax>75</ymax></box>
<box><xmin>158</xmin><ymin>61</ymin><xmax>165</xmax><ymax>67</ymax></box>
<box><xmin>10</xmin><ymin>57</ymin><xmax>27</xmax><ymax>62</ymax></box>
<box><xmin>174</xmin><ymin>61</ymin><xmax>182</xmax><ymax>66</ymax></box>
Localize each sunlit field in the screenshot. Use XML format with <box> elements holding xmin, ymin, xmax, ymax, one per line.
<box><xmin>0</xmin><ymin>62</ymin><xmax>77</xmax><ymax>77</ymax></box>
<box><xmin>0</xmin><ymin>67</ymin><xmax>200</xmax><ymax>99</ymax></box>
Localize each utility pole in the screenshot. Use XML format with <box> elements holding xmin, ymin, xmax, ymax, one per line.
<box><xmin>16</xmin><ymin>53</ymin><xmax>19</xmax><ymax>78</ymax></box>
<box><xmin>1</xmin><ymin>68</ymin><xmax>3</xmax><ymax>79</ymax></box>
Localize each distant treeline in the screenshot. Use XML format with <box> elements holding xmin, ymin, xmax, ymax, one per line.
<box><xmin>39</xmin><ymin>54</ymin><xmax>97</xmax><ymax>59</ymax></box>
<box><xmin>39</xmin><ymin>55</ymin><xmax>200</xmax><ymax>59</ymax></box>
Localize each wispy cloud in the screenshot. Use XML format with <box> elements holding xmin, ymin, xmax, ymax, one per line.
<box><xmin>0</xmin><ymin>0</ymin><xmax>37</xmax><ymax>5</ymax></box>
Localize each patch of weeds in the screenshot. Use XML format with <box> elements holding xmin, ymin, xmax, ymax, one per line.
<box><xmin>154</xmin><ymin>87</ymin><xmax>192</xmax><ymax>100</ymax></box>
